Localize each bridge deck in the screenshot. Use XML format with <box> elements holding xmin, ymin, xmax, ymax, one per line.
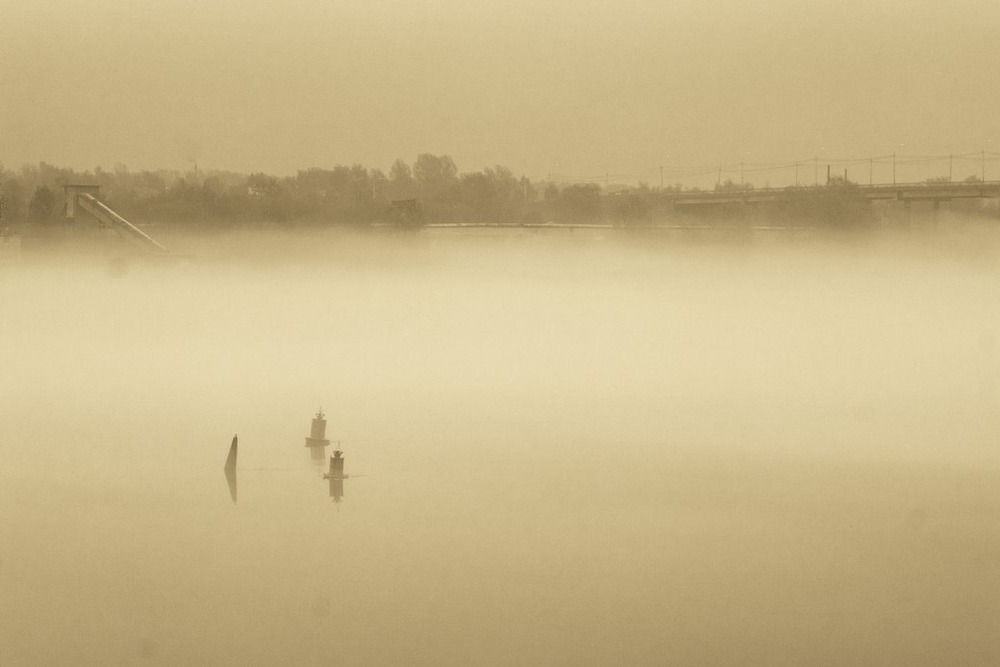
<box><xmin>666</xmin><ymin>182</ymin><xmax>1000</xmax><ymax>206</ymax></box>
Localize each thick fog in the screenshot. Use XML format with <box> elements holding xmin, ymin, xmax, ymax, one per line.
<box><xmin>2</xmin><ymin>229</ymin><xmax>1000</xmax><ymax>664</ymax></box>
<box><xmin>3</xmin><ymin>0</ymin><xmax>999</xmax><ymax>177</ymax></box>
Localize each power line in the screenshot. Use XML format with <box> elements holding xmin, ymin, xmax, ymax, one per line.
<box><xmin>548</xmin><ymin>150</ymin><xmax>1000</xmax><ymax>188</ymax></box>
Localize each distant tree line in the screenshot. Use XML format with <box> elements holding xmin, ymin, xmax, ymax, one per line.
<box><xmin>0</xmin><ymin>156</ymin><xmax>548</xmax><ymax>228</ymax></box>
<box><xmin>1</xmin><ymin>158</ymin><xmax>995</xmax><ymax>233</ymax></box>
<box><xmin>0</xmin><ymin>157</ymin><xmax>733</xmax><ymax>230</ymax></box>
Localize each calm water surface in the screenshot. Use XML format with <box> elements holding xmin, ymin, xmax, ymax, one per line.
<box><xmin>2</xmin><ymin>229</ymin><xmax>1000</xmax><ymax>665</ymax></box>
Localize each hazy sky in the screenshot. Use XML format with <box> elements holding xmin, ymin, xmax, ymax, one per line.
<box><xmin>2</xmin><ymin>0</ymin><xmax>999</xmax><ymax>183</ymax></box>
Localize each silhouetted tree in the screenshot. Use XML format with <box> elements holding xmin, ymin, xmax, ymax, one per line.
<box><xmin>458</xmin><ymin>166</ymin><xmax>521</xmax><ymax>222</ymax></box>
<box><xmin>247</xmin><ymin>173</ymin><xmax>281</xmax><ymax>197</ymax></box>
<box><xmin>414</xmin><ymin>154</ymin><xmax>457</xmax><ymax>200</ymax></box>
<box><xmin>28</xmin><ymin>185</ymin><xmax>57</xmax><ymax>222</ymax></box>
<box><xmin>715</xmin><ymin>179</ymin><xmax>753</xmax><ymax>192</ymax></box>
<box><xmin>1</xmin><ymin>179</ymin><xmax>23</xmax><ymax>221</ymax></box>
<box><xmin>608</xmin><ymin>192</ymin><xmax>648</xmax><ymax>226</ymax></box>
<box><xmin>558</xmin><ymin>184</ymin><xmax>602</xmax><ymax>221</ymax></box>
<box><xmin>413</xmin><ymin>154</ymin><xmax>459</xmax><ymax>219</ymax></box>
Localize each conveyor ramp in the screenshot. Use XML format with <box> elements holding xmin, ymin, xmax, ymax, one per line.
<box><xmin>76</xmin><ymin>193</ymin><xmax>167</xmax><ymax>253</ymax></box>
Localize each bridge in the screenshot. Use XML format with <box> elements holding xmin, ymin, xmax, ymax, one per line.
<box><xmin>663</xmin><ymin>181</ymin><xmax>1000</xmax><ymax>209</ymax></box>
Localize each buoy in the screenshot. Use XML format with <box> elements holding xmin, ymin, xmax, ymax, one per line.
<box><xmin>304</xmin><ymin>408</ymin><xmax>331</xmax><ymax>463</ymax></box>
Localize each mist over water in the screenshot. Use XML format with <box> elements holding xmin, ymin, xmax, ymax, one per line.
<box><xmin>2</xmin><ymin>229</ymin><xmax>1000</xmax><ymax>665</ymax></box>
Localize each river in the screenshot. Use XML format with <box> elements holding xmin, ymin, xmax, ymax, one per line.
<box><xmin>2</xmin><ymin>227</ymin><xmax>999</xmax><ymax>665</ymax></box>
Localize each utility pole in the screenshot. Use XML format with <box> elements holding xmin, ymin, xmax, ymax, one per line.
<box><xmin>717</xmin><ymin>166</ymin><xmax>722</xmax><ymax>188</ymax></box>
<box><xmin>949</xmin><ymin>154</ymin><xmax>953</xmax><ymax>182</ymax></box>
<box><xmin>659</xmin><ymin>166</ymin><xmax>663</xmax><ymax>190</ymax></box>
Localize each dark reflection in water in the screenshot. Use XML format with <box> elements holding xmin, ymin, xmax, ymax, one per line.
<box><xmin>328</xmin><ymin>477</ymin><xmax>344</xmax><ymax>503</ymax></box>
<box><xmin>324</xmin><ymin>450</ymin><xmax>346</xmax><ymax>503</ymax></box>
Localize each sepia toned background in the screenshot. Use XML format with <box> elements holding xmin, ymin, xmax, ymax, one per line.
<box><xmin>3</xmin><ymin>1</ymin><xmax>1000</xmax><ymax>665</ymax></box>
<box><xmin>2</xmin><ymin>0</ymin><xmax>999</xmax><ymax>181</ymax></box>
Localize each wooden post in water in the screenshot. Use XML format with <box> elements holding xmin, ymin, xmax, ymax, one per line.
<box><xmin>224</xmin><ymin>435</ymin><xmax>238</xmax><ymax>504</ymax></box>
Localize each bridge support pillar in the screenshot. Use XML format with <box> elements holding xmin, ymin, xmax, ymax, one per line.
<box><xmin>63</xmin><ymin>184</ymin><xmax>101</xmax><ymax>220</ymax></box>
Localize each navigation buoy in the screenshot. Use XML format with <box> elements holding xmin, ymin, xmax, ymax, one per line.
<box><xmin>305</xmin><ymin>408</ymin><xmax>331</xmax><ymax>463</ymax></box>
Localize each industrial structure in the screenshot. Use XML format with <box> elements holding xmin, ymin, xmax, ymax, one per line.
<box><xmin>62</xmin><ymin>184</ymin><xmax>167</xmax><ymax>253</ymax></box>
